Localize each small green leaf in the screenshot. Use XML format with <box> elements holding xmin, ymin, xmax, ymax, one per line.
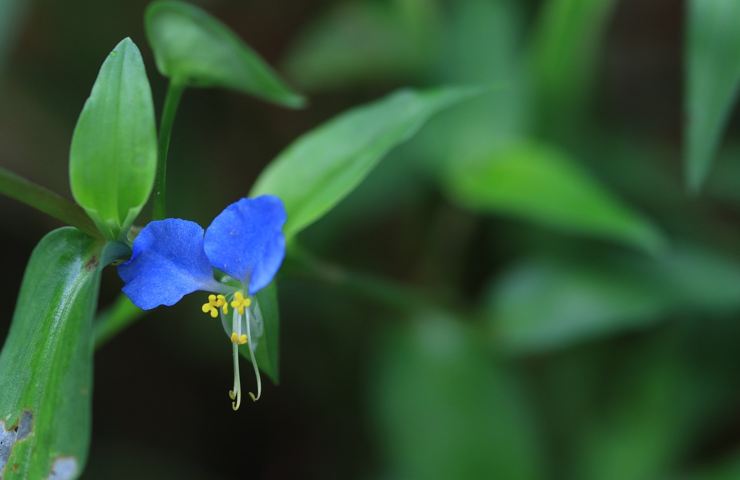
<box><xmin>446</xmin><ymin>141</ymin><xmax>664</xmax><ymax>253</ymax></box>
<box><xmin>373</xmin><ymin>314</ymin><xmax>543</xmax><ymax>479</ymax></box>
<box><xmin>240</xmin><ymin>282</ymin><xmax>280</xmax><ymax>384</ymax></box>
<box><xmin>69</xmin><ymin>38</ymin><xmax>157</xmax><ymax>240</ymax></box>
<box><xmin>685</xmin><ymin>0</ymin><xmax>740</xmax><ymax>190</ymax></box>
<box><xmin>252</xmin><ymin>87</ymin><xmax>480</xmax><ymax>238</ymax></box>
<box><xmin>0</xmin><ymin>228</ymin><xmax>102</xmax><ymax>480</ymax></box>
<box><xmin>145</xmin><ymin>0</ymin><xmax>304</xmax><ymax>107</ymax></box>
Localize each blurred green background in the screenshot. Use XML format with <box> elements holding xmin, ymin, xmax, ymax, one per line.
<box><xmin>2</xmin><ymin>0</ymin><xmax>740</xmax><ymax>478</ymax></box>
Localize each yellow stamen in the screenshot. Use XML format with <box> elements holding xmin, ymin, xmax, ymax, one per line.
<box><xmin>202</xmin><ymin>294</ymin><xmax>228</xmax><ymax>318</ymax></box>
<box><xmin>230</xmin><ymin>291</ymin><xmax>251</xmax><ymax>315</ymax></box>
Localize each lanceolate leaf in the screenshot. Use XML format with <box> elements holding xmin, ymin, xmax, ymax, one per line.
<box><xmin>145</xmin><ymin>0</ymin><xmax>304</xmax><ymax>107</ymax></box>
<box><xmin>0</xmin><ymin>228</ymin><xmax>102</xmax><ymax>480</ymax></box>
<box><xmin>69</xmin><ymin>38</ymin><xmax>157</xmax><ymax>240</ymax></box>
<box><xmin>685</xmin><ymin>0</ymin><xmax>740</xmax><ymax>190</ymax></box>
<box><xmin>446</xmin><ymin>141</ymin><xmax>664</xmax><ymax>253</ymax></box>
<box><xmin>486</xmin><ymin>247</ymin><xmax>740</xmax><ymax>354</ymax></box>
<box><xmin>251</xmin><ymin>87</ymin><xmax>480</xmax><ymax>238</ymax></box>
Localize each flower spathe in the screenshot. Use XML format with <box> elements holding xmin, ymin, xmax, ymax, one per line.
<box><xmin>118</xmin><ymin>195</ymin><xmax>287</xmax><ymax>410</ymax></box>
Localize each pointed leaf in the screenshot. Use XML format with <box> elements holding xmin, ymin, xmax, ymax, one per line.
<box><xmin>0</xmin><ymin>228</ymin><xmax>102</xmax><ymax>480</ymax></box>
<box><xmin>252</xmin><ymin>87</ymin><xmax>480</xmax><ymax>238</ymax></box>
<box><xmin>145</xmin><ymin>0</ymin><xmax>304</xmax><ymax>107</ymax></box>
<box><xmin>70</xmin><ymin>38</ymin><xmax>157</xmax><ymax>240</ymax></box>
<box><xmin>446</xmin><ymin>141</ymin><xmax>664</xmax><ymax>253</ymax></box>
<box><xmin>486</xmin><ymin>247</ymin><xmax>740</xmax><ymax>354</ymax></box>
<box><xmin>685</xmin><ymin>0</ymin><xmax>740</xmax><ymax>190</ymax></box>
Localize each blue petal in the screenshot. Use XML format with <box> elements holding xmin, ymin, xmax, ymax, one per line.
<box><xmin>118</xmin><ymin>219</ymin><xmax>218</xmax><ymax>309</ymax></box>
<box><xmin>204</xmin><ymin>196</ymin><xmax>287</xmax><ymax>295</ymax></box>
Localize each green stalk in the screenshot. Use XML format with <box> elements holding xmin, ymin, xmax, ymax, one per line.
<box><xmin>0</xmin><ymin>166</ymin><xmax>99</xmax><ymax>237</ymax></box>
<box><xmin>287</xmin><ymin>244</ymin><xmax>450</xmax><ymax>312</ymax></box>
<box><xmin>152</xmin><ymin>81</ymin><xmax>185</xmax><ymax>220</ymax></box>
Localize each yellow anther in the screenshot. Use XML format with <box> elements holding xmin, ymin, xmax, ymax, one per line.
<box><xmin>229</xmin><ymin>332</ymin><xmax>248</xmax><ymax>345</ymax></box>
<box><xmin>230</xmin><ymin>291</ymin><xmax>251</xmax><ymax>315</ymax></box>
<box><xmin>202</xmin><ymin>294</ymin><xmax>228</xmax><ymax>318</ymax></box>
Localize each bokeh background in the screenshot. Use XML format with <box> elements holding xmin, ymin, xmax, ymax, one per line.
<box><xmin>3</xmin><ymin>0</ymin><xmax>740</xmax><ymax>478</ymax></box>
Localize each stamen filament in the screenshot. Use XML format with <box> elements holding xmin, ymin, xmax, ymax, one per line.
<box><xmin>228</xmin><ymin>309</ymin><xmax>242</xmax><ymax>410</ymax></box>
<box><xmin>245</xmin><ymin>308</ymin><xmax>262</xmax><ymax>402</ymax></box>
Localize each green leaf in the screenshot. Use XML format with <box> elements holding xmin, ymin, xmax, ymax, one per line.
<box><xmin>240</xmin><ymin>282</ymin><xmax>280</xmax><ymax>384</ymax></box>
<box><xmin>0</xmin><ymin>228</ymin><xmax>102</xmax><ymax>480</ymax></box>
<box><xmin>373</xmin><ymin>314</ymin><xmax>543</xmax><ymax>480</ymax></box>
<box><xmin>529</xmin><ymin>0</ymin><xmax>617</xmax><ymax>126</ymax></box>
<box><xmin>486</xmin><ymin>247</ymin><xmax>740</xmax><ymax>354</ymax></box>
<box><xmin>69</xmin><ymin>38</ymin><xmax>157</xmax><ymax>240</ymax></box>
<box><xmin>446</xmin><ymin>141</ymin><xmax>664</xmax><ymax>253</ymax></box>
<box><xmin>252</xmin><ymin>87</ymin><xmax>480</xmax><ymax>238</ymax></box>
<box><xmin>486</xmin><ymin>257</ymin><xmax>670</xmax><ymax>354</ymax></box>
<box><xmin>145</xmin><ymin>0</ymin><xmax>304</xmax><ymax>107</ymax></box>
<box><xmin>574</xmin><ymin>338</ymin><xmax>695</xmax><ymax>480</ymax></box>
<box><xmin>685</xmin><ymin>0</ymin><xmax>740</xmax><ymax>190</ymax></box>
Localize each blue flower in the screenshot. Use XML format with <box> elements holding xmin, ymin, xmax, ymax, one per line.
<box><xmin>118</xmin><ymin>195</ymin><xmax>287</xmax><ymax>409</ymax></box>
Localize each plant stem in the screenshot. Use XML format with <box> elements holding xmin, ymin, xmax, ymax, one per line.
<box><xmin>287</xmin><ymin>245</ymin><xmax>448</xmax><ymax>313</ymax></box>
<box><xmin>152</xmin><ymin>81</ymin><xmax>185</xmax><ymax>220</ymax></box>
<box><xmin>0</xmin><ymin>166</ymin><xmax>99</xmax><ymax>237</ymax></box>
<box><xmin>94</xmin><ymin>294</ymin><xmax>145</xmax><ymax>349</ymax></box>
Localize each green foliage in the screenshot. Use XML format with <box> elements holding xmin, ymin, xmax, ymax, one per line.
<box><xmin>0</xmin><ymin>166</ymin><xmax>99</xmax><ymax>237</ymax></box>
<box><xmin>252</xmin><ymin>87</ymin><xmax>480</xmax><ymax>238</ymax></box>
<box><xmin>69</xmin><ymin>38</ymin><xmax>157</xmax><ymax>240</ymax></box>
<box><xmin>685</xmin><ymin>0</ymin><xmax>740</xmax><ymax>190</ymax></box>
<box><xmin>529</xmin><ymin>0</ymin><xmax>617</xmax><ymax>125</ymax></box>
<box><xmin>486</xmin><ymin>247</ymin><xmax>740</xmax><ymax>354</ymax></box>
<box><xmin>446</xmin><ymin>141</ymin><xmax>664</xmax><ymax>253</ymax></box>
<box><xmin>145</xmin><ymin>0</ymin><xmax>304</xmax><ymax>107</ymax></box>
<box><xmin>574</xmin><ymin>339</ymin><xmax>695</xmax><ymax>480</ymax></box>
<box><xmin>373</xmin><ymin>314</ymin><xmax>543</xmax><ymax>480</ymax></box>
<box><xmin>0</xmin><ymin>228</ymin><xmax>101</xmax><ymax>480</ymax></box>
<box><xmin>6</xmin><ymin>0</ymin><xmax>740</xmax><ymax>477</ymax></box>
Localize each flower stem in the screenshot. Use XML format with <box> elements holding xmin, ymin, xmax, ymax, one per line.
<box><xmin>152</xmin><ymin>81</ymin><xmax>186</xmax><ymax>220</ymax></box>
<box><xmin>0</xmin><ymin>165</ymin><xmax>99</xmax><ymax>237</ymax></box>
